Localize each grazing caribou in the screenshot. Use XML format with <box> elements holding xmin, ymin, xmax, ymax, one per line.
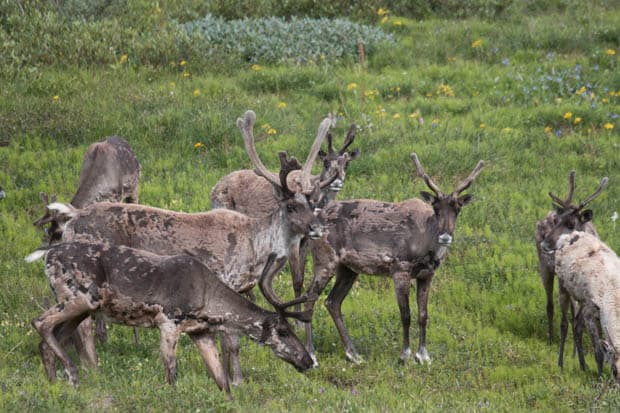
<box><xmin>211</xmin><ymin>122</ymin><xmax>360</xmax><ymax>310</ymax></box>
<box><xmin>45</xmin><ymin>110</ymin><xmax>326</xmax><ymax>385</ymax></box>
<box><xmin>34</xmin><ymin>135</ymin><xmax>141</xmax><ymax>245</ymax></box>
<box><xmin>26</xmin><ymin>244</ymin><xmax>313</xmax><ymax>397</ymax></box>
<box><xmin>539</xmin><ymin>177</ymin><xmax>618</xmax><ymax>381</ymax></box>
<box><xmin>535</xmin><ymin>171</ymin><xmax>598</xmax><ymax>344</ymax></box>
<box><xmin>302</xmin><ymin>153</ymin><xmax>484</xmax><ymax>366</ymax></box>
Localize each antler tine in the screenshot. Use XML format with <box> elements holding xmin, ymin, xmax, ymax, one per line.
<box><xmin>410</xmin><ymin>153</ymin><xmax>443</xmax><ymax>196</ymax></box>
<box><xmin>237</xmin><ymin>110</ymin><xmax>281</xmax><ymax>187</ymax></box>
<box><xmin>578</xmin><ymin>177</ymin><xmax>609</xmax><ymax>209</ymax></box>
<box><xmin>338</xmin><ymin>123</ymin><xmax>357</xmax><ymax>155</ymax></box>
<box><xmin>548</xmin><ymin>191</ymin><xmax>569</xmax><ymax>209</ymax></box>
<box><xmin>326</xmin><ymin>132</ymin><xmax>335</xmax><ymax>154</ymax></box>
<box><xmin>301</xmin><ymin>115</ymin><xmax>332</xmax><ymax>193</ymax></box>
<box><xmin>259</xmin><ymin>253</ymin><xmax>310</xmax><ymax>313</ymax></box>
<box><xmin>453</xmin><ymin>160</ymin><xmax>485</xmax><ymax>195</ymax></box>
<box><xmin>565</xmin><ymin>170</ymin><xmax>576</xmax><ymax>204</ymax></box>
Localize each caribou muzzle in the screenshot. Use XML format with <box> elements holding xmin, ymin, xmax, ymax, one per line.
<box><xmin>438</xmin><ymin>233</ymin><xmax>453</xmax><ymax>246</ymax></box>
<box><xmin>329</xmin><ymin>178</ymin><xmax>344</xmax><ymax>192</ymax></box>
<box><xmin>307</xmin><ymin>224</ymin><xmax>324</xmax><ymax>239</ymax></box>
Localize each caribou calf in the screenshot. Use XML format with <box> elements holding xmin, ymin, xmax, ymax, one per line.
<box><xmin>26</xmin><ymin>243</ymin><xmax>313</xmax><ymax>396</ymax></box>
<box><xmin>303</xmin><ymin>153</ymin><xmax>484</xmax><ymax>366</ymax></box>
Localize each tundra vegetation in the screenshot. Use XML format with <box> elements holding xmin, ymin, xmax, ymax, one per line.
<box><xmin>1</xmin><ymin>0</ymin><xmax>619</xmax><ymax>411</ymax></box>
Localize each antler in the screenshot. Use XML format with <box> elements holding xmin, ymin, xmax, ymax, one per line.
<box><xmin>259</xmin><ymin>253</ymin><xmax>312</xmax><ymax>322</ymax></box>
<box><xmin>565</xmin><ymin>171</ymin><xmax>576</xmax><ymax>204</ymax></box>
<box><xmin>578</xmin><ymin>177</ymin><xmax>608</xmax><ymax>209</ymax></box>
<box><xmin>300</xmin><ymin>114</ymin><xmax>333</xmax><ymax>193</ymax></box>
<box><xmin>237</xmin><ymin>110</ymin><xmax>281</xmax><ymax>187</ymax></box>
<box><xmin>338</xmin><ymin>123</ymin><xmax>357</xmax><ymax>155</ymax></box>
<box><xmin>410</xmin><ymin>153</ymin><xmax>443</xmax><ymax>196</ymax></box>
<box><xmin>452</xmin><ymin>160</ymin><xmax>485</xmax><ymax>195</ymax></box>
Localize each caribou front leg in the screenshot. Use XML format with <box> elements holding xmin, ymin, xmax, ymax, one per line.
<box><xmin>392</xmin><ymin>272</ymin><xmax>412</xmax><ymax>363</ymax></box>
<box><xmin>415</xmin><ymin>273</ymin><xmax>433</xmax><ymax>364</ymax></box>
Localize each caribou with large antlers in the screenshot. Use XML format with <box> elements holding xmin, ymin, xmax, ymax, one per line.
<box><xmin>43</xmin><ymin>110</ymin><xmax>326</xmax><ymax>384</ymax></box>
<box><xmin>211</xmin><ymin>122</ymin><xmax>360</xmax><ymax>310</ymax></box>
<box><xmin>302</xmin><ymin>153</ymin><xmax>484</xmax><ymax>366</ymax></box>
<box><xmin>535</xmin><ymin>171</ymin><xmax>599</xmax><ymax>344</ymax></box>
<box><xmin>26</xmin><ymin>244</ymin><xmax>313</xmax><ymax>397</ymax></box>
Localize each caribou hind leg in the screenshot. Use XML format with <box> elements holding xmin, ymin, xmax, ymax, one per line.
<box><xmin>190</xmin><ymin>332</ymin><xmax>232</xmax><ymax>399</ymax></box>
<box><xmin>392</xmin><ymin>271</ymin><xmax>413</xmax><ymax>363</ymax></box>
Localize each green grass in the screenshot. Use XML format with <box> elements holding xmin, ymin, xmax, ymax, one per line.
<box><xmin>1</xmin><ymin>2</ymin><xmax>619</xmax><ymax>412</ymax></box>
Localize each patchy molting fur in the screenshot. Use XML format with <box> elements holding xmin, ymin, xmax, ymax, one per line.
<box><xmin>555</xmin><ymin>231</ymin><xmax>620</xmax><ymax>382</ymax></box>
<box><xmin>27</xmin><ymin>242</ymin><xmax>313</xmax><ymax>394</ymax></box>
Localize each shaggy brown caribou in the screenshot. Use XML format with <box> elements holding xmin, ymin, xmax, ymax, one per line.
<box><xmin>44</xmin><ymin>110</ymin><xmax>326</xmax><ymax>385</ymax></box>
<box><xmin>26</xmin><ymin>244</ymin><xmax>313</xmax><ymax>397</ymax></box>
<box><xmin>302</xmin><ymin>153</ymin><xmax>484</xmax><ymax>366</ymax></box>
<box><xmin>211</xmin><ymin>122</ymin><xmax>360</xmax><ymax>310</ymax></box>
<box><xmin>539</xmin><ymin>177</ymin><xmax>615</xmax><ymax>379</ymax></box>
<box><xmin>535</xmin><ymin>171</ymin><xmax>598</xmax><ymax>344</ymax></box>
<box><xmin>34</xmin><ymin>135</ymin><xmax>141</xmax><ymax>245</ymax></box>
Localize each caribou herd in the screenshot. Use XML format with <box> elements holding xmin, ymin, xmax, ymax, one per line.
<box><xmin>25</xmin><ymin>110</ymin><xmax>617</xmax><ymax>397</ymax></box>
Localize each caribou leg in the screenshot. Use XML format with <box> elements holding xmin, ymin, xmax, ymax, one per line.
<box><xmin>558</xmin><ymin>281</ymin><xmax>571</xmax><ymax>370</ymax></box>
<box><xmin>190</xmin><ymin>332</ymin><xmax>232</xmax><ymax>399</ymax></box>
<box><xmin>540</xmin><ymin>265</ymin><xmax>555</xmax><ymax>344</ymax></box>
<box><xmin>582</xmin><ymin>305</ymin><xmax>604</xmax><ymax>377</ymax></box>
<box><xmin>158</xmin><ymin>321</ymin><xmax>181</xmax><ymax>385</ymax></box>
<box><xmin>415</xmin><ymin>275</ymin><xmax>433</xmax><ymax>364</ymax></box>
<box><xmin>392</xmin><ymin>271</ymin><xmax>412</xmax><ymax>363</ymax></box>
<box><xmin>220</xmin><ymin>333</ymin><xmax>243</xmax><ymax>385</ymax></box>
<box><xmin>325</xmin><ymin>265</ymin><xmax>362</xmax><ymax>364</ymax></box>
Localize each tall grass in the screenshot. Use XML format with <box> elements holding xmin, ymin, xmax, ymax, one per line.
<box><xmin>0</xmin><ymin>1</ymin><xmax>619</xmax><ymax>411</ymax></box>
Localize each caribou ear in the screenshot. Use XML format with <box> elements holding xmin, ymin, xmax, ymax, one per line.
<box><xmin>582</xmin><ymin>209</ymin><xmax>593</xmax><ymax>222</ymax></box>
<box><xmin>420</xmin><ymin>191</ymin><xmax>435</xmax><ymax>204</ymax></box>
<box><xmin>348</xmin><ymin>149</ymin><xmax>361</xmax><ymax>160</ymax></box>
<box><xmin>458</xmin><ymin>194</ymin><xmax>473</xmax><ymax>206</ymax></box>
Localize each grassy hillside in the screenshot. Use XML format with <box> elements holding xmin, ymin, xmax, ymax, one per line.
<box><xmin>0</xmin><ymin>1</ymin><xmax>618</xmax><ymax>411</ymax></box>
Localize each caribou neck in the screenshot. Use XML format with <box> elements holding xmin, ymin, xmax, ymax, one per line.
<box><xmin>250</xmin><ymin>208</ymin><xmax>301</xmax><ymax>260</ymax></box>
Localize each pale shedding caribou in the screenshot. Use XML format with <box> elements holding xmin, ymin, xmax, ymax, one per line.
<box><xmin>535</xmin><ymin>171</ymin><xmax>598</xmax><ymax>344</ymax></box>
<box><xmin>26</xmin><ymin>244</ymin><xmax>313</xmax><ymax>397</ymax></box>
<box><xmin>34</xmin><ymin>135</ymin><xmax>141</xmax><ymax>245</ymax></box>
<box><xmin>211</xmin><ymin>122</ymin><xmax>360</xmax><ymax>310</ymax></box>
<box><xmin>302</xmin><ymin>153</ymin><xmax>484</xmax><ymax>366</ymax></box>
<box><xmin>44</xmin><ymin>110</ymin><xmax>327</xmax><ymax>385</ymax></box>
<box><xmin>539</xmin><ymin>177</ymin><xmax>620</xmax><ymax>382</ymax></box>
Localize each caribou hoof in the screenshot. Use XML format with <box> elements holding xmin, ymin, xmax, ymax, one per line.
<box><xmin>310</xmin><ymin>353</ymin><xmax>319</xmax><ymax>369</ymax></box>
<box><xmin>415</xmin><ymin>350</ymin><xmax>432</xmax><ymax>365</ymax></box>
<box><xmin>399</xmin><ymin>348</ymin><xmax>412</xmax><ymax>364</ymax></box>
<box><xmin>345</xmin><ymin>351</ymin><xmax>365</xmax><ymax>365</ymax></box>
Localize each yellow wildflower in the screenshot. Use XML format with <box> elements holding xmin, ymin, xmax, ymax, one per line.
<box><xmin>277</xmin><ymin>102</ymin><xmax>287</xmax><ymax>109</ymax></box>
<box><xmin>602</xmin><ymin>98</ymin><xmax>609</xmax><ymax>104</ymax></box>
<box><xmin>251</xmin><ymin>64</ymin><xmax>262</xmax><ymax>72</ymax></box>
<box><xmin>393</xmin><ymin>19</ymin><xmax>403</xmax><ymax>26</ymax></box>
<box><xmin>393</xmin><ymin>113</ymin><xmax>401</xmax><ymax>119</ymax></box>
<box><xmin>471</xmin><ymin>39</ymin><xmax>483</xmax><ymax>48</ymax></box>
<box><xmin>573</xmin><ymin>117</ymin><xmax>582</xmax><ymax>125</ymax></box>
<box><xmin>480</xmin><ymin>123</ymin><xmax>486</xmax><ymax>129</ymax></box>
<box><xmin>182</xmin><ymin>72</ymin><xmax>190</xmax><ymax>78</ymax></box>
<box><xmin>180</xmin><ymin>60</ymin><xmax>187</xmax><ymax>66</ymax></box>
<box><xmin>604</xmin><ymin>123</ymin><xmax>614</xmax><ymax>130</ymax></box>
<box><xmin>380</xmin><ymin>16</ymin><xmax>389</xmax><ymax>24</ymax></box>
<box><xmin>346</xmin><ymin>82</ymin><xmax>358</xmax><ymax>91</ymax></box>
<box><xmin>377</xmin><ymin>8</ymin><xmax>389</xmax><ymax>16</ymax></box>
<box><xmin>52</xmin><ymin>95</ymin><xmax>60</xmax><ymax>102</ymax></box>
<box><xmin>193</xmin><ymin>89</ymin><xmax>201</xmax><ymax>97</ymax></box>
<box><xmin>576</xmin><ymin>86</ymin><xmax>586</xmax><ymax>95</ymax></box>
<box><xmin>194</xmin><ymin>142</ymin><xmax>205</xmax><ymax>149</ymax></box>
<box><xmin>563</xmin><ymin>112</ymin><xmax>572</xmax><ymax>120</ymax></box>
<box><xmin>544</xmin><ymin>126</ymin><xmax>553</xmax><ymax>134</ymax></box>
<box><xmin>267</xmin><ymin>128</ymin><xmax>277</xmax><ymax>135</ymax></box>
<box><xmin>364</xmin><ymin>89</ymin><xmax>379</xmax><ymax>100</ymax></box>
<box><xmin>119</xmin><ymin>54</ymin><xmax>128</xmax><ymax>64</ymax></box>
<box><xmin>606</xmin><ymin>49</ymin><xmax>616</xmax><ymax>56</ymax></box>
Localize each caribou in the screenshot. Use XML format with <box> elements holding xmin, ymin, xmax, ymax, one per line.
<box><xmin>211</xmin><ymin>122</ymin><xmax>360</xmax><ymax>310</ymax></box>
<box><xmin>535</xmin><ymin>171</ymin><xmax>599</xmax><ymax>344</ymax></box>
<box><xmin>34</xmin><ymin>135</ymin><xmax>141</xmax><ymax>245</ymax></box>
<box><xmin>26</xmin><ymin>244</ymin><xmax>313</xmax><ymax>397</ymax></box>
<box><xmin>302</xmin><ymin>153</ymin><xmax>484</xmax><ymax>366</ymax></box>
<box><xmin>44</xmin><ymin>110</ymin><xmax>327</xmax><ymax>385</ymax></box>
<box><xmin>539</xmin><ymin>177</ymin><xmax>617</xmax><ymax>381</ymax></box>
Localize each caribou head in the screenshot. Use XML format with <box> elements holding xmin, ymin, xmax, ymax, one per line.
<box><xmin>317</xmin><ymin>123</ymin><xmax>361</xmax><ymax>197</ymax></box>
<box><xmin>410</xmin><ymin>153</ymin><xmax>484</xmax><ymax>247</ymax></box>
<box><xmin>541</xmin><ymin>175</ymin><xmax>608</xmax><ymax>252</ymax></box>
